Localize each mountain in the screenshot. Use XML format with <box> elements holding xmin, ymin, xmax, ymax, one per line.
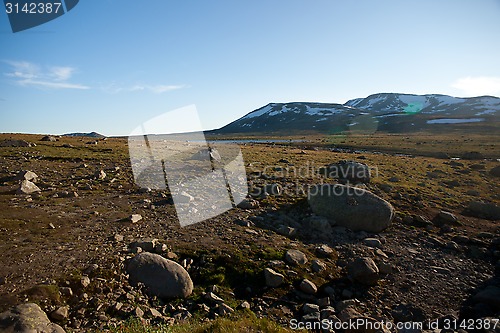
<box><xmin>63</xmin><ymin>132</ymin><xmax>106</xmax><ymax>138</ymax></box>
<box><xmin>215</xmin><ymin>93</ymin><xmax>500</xmax><ymax>134</ymax></box>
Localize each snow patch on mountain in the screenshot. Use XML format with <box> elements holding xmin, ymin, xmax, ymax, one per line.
<box><xmin>427</xmin><ymin>118</ymin><xmax>485</xmax><ymax>124</ymax></box>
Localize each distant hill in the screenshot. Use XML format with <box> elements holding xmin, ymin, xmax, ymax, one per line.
<box><xmin>214</xmin><ymin>93</ymin><xmax>500</xmax><ymax>134</ymax></box>
<box><xmin>63</xmin><ymin>132</ymin><xmax>106</xmax><ymax>138</ymax></box>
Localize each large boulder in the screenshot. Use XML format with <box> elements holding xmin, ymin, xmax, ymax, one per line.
<box><xmin>40</xmin><ymin>136</ymin><xmax>57</xmax><ymax>142</ymax></box>
<box><xmin>461</xmin><ymin>151</ymin><xmax>484</xmax><ymax>160</ymax></box>
<box><xmin>126</xmin><ymin>252</ymin><xmax>193</xmax><ymax>299</ymax></box>
<box><xmin>466</xmin><ymin>201</ymin><xmax>500</xmax><ymax>220</ymax></box>
<box><xmin>0</xmin><ymin>303</ymin><xmax>66</xmax><ymax>333</ymax></box>
<box><xmin>490</xmin><ymin>165</ymin><xmax>500</xmax><ymax>177</ymax></box>
<box><xmin>322</xmin><ymin>160</ymin><xmax>371</xmax><ymax>184</ymax></box>
<box><xmin>308</xmin><ymin>184</ymin><xmax>394</xmax><ymax>233</ymax></box>
<box><xmin>0</xmin><ymin>139</ymin><xmax>33</xmax><ymax>147</ymax></box>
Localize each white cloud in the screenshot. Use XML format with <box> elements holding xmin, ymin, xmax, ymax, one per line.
<box><xmin>50</xmin><ymin>66</ymin><xmax>75</xmax><ymax>81</ymax></box>
<box><xmin>3</xmin><ymin>60</ymin><xmax>89</xmax><ymax>90</ymax></box>
<box><xmin>452</xmin><ymin>76</ymin><xmax>500</xmax><ymax>97</ymax></box>
<box><xmin>18</xmin><ymin>79</ymin><xmax>89</xmax><ymax>90</ymax></box>
<box><xmin>104</xmin><ymin>83</ymin><xmax>186</xmax><ymax>94</ymax></box>
<box><xmin>148</xmin><ymin>84</ymin><xmax>185</xmax><ymax>93</ymax></box>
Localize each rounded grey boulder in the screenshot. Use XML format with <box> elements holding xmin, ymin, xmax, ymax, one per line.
<box><xmin>127</xmin><ymin>252</ymin><xmax>193</xmax><ymax>299</ymax></box>
<box><xmin>0</xmin><ymin>303</ymin><xmax>66</xmax><ymax>333</ymax></box>
<box><xmin>308</xmin><ymin>184</ymin><xmax>394</xmax><ymax>233</ymax></box>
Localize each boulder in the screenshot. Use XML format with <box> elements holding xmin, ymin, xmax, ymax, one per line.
<box><xmin>285</xmin><ymin>249</ymin><xmax>308</xmax><ymax>266</ymax></box>
<box><xmin>299</xmin><ymin>279</ymin><xmax>317</xmax><ymax>295</ymax></box>
<box><xmin>489</xmin><ymin>165</ymin><xmax>500</xmax><ymax>177</ymax></box>
<box><xmin>467</xmin><ymin>201</ymin><xmax>500</xmax><ymax>220</ymax></box>
<box><xmin>472</xmin><ymin>286</ymin><xmax>500</xmax><ymax>309</ymax></box>
<box><xmin>0</xmin><ymin>303</ymin><xmax>66</xmax><ymax>333</ymax></box>
<box><xmin>348</xmin><ymin>257</ymin><xmax>379</xmax><ymax>286</ymax></box>
<box><xmin>127</xmin><ymin>252</ymin><xmax>193</xmax><ymax>299</ymax></box>
<box><xmin>40</xmin><ymin>136</ymin><xmax>57</xmax><ymax>142</ymax></box>
<box><xmin>308</xmin><ymin>184</ymin><xmax>394</xmax><ymax>233</ymax></box>
<box><xmin>435</xmin><ymin>211</ymin><xmax>461</xmax><ymax>226</ymax></box>
<box><xmin>0</xmin><ymin>139</ymin><xmax>33</xmax><ymax>147</ymax></box>
<box><xmin>264</xmin><ymin>268</ymin><xmax>285</xmax><ymax>287</ymax></box>
<box><xmin>17</xmin><ymin>180</ymin><xmax>41</xmax><ymax>195</ymax></box>
<box><xmin>322</xmin><ymin>160</ymin><xmax>371</xmax><ymax>183</ymax></box>
<box><xmin>461</xmin><ymin>151</ymin><xmax>484</xmax><ymax>160</ymax></box>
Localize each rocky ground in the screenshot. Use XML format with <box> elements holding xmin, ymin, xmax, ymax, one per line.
<box><xmin>0</xmin><ymin>133</ymin><xmax>499</xmax><ymax>332</ymax></box>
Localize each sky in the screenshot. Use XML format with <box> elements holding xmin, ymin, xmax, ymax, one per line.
<box><xmin>1</xmin><ymin>0</ymin><xmax>500</xmax><ymax>136</ymax></box>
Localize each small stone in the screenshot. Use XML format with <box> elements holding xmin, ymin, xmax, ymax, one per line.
<box><xmin>311</xmin><ymin>260</ymin><xmax>326</xmax><ymax>273</ymax></box>
<box><xmin>238</xmin><ymin>301</ymin><xmax>251</xmax><ymax>310</ymax></box>
<box><xmin>430</xmin><ymin>266</ymin><xmax>451</xmax><ymax>275</ymax></box>
<box><xmin>134</xmin><ymin>306</ymin><xmax>144</xmax><ymax>318</ymax></box>
<box><xmin>321</xmin><ymin>307</ymin><xmax>337</xmax><ymax>320</ymax></box>
<box><xmin>348</xmin><ymin>257</ymin><xmax>379</xmax><ymax>286</ymax></box>
<box><xmin>277</xmin><ymin>225</ymin><xmax>297</xmax><ymax>237</ymax></box>
<box><xmin>316</xmin><ymin>244</ymin><xmax>335</xmax><ymax>258</ymax></box>
<box><xmin>50</xmin><ymin>306</ymin><xmax>69</xmax><ymax>321</ymax></box>
<box><xmin>17</xmin><ymin>180</ymin><xmax>41</xmax><ymax>194</ymax></box>
<box><xmin>112</xmin><ymin>302</ymin><xmax>123</xmax><ymax>313</ymax></box>
<box><xmin>377</xmin><ymin>261</ymin><xmax>394</xmax><ymax>274</ymax></box>
<box><xmin>80</xmin><ymin>276</ymin><xmax>91</xmax><ymax>288</ymax></box>
<box><xmin>48</xmin><ymin>223</ymin><xmax>56</xmax><ymax>229</ymax></box>
<box><xmin>264</xmin><ymin>268</ymin><xmax>285</xmax><ymax>288</ymax></box>
<box><xmin>129</xmin><ymin>239</ymin><xmax>158</xmax><ymax>252</ymax></box>
<box><xmin>96</xmin><ymin>170</ymin><xmax>106</xmax><ymax>180</ymax></box>
<box><xmin>301</xmin><ymin>312</ymin><xmax>321</xmax><ymax>322</ymax></box>
<box><xmin>285</xmin><ymin>249</ymin><xmax>308</xmax><ymax>266</ymax></box>
<box><xmin>60</xmin><ymin>287</ymin><xmax>73</xmax><ymax>297</ymax></box>
<box><xmin>299</xmin><ymin>279</ymin><xmax>317</xmax><ymax>295</ymax></box>
<box><xmin>114</xmin><ymin>234</ymin><xmax>124</xmax><ymax>242</ymax></box>
<box><xmin>129</xmin><ymin>214</ymin><xmax>143</xmax><ymax>223</ymax></box>
<box><xmin>445</xmin><ymin>241</ymin><xmax>460</xmax><ymax>251</ymax></box>
<box><xmin>97</xmin><ymin>314</ymin><xmax>108</xmax><ymax>322</ymax></box>
<box><xmin>317</xmin><ymin>297</ymin><xmax>330</xmax><ymax>307</ymax></box>
<box><xmin>204</xmin><ymin>292</ymin><xmax>224</xmax><ymax>303</ymax></box>
<box><xmin>154</xmin><ymin>242</ymin><xmax>168</xmax><ymax>253</ymax></box>
<box><xmin>147</xmin><ymin>307</ymin><xmax>162</xmax><ymax>318</ymax></box>
<box><xmin>438</xmin><ymin>211</ymin><xmax>458</xmax><ymax>224</ymax></box>
<box><xmin>302</xmin><ymin>303</ymin><xmax>320</xmax><ymax>314</ymax></box>
<box><xmin>216</xmin><ymin>303</ymin><xmax>234</xmax><ymax>316</ymax></box>
<box><xmin>237</xmin><ymin>199</ymin><xmax>259</xmax><ymax>209</ymax></box>
<box><xmin>166</xmin><ymin>252</ymin><xmax>178</xmax><ymax>260</ymax></box>
<box><xmin>363</xmin><ymin>238</ymin><xmax>383</xmax><ymax>248</ymax></box>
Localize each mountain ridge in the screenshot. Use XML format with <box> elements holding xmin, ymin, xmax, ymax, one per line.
<box><xmin>214</xmin><ymin>93</ymin><xmax>500</xmax><ymax>134</ymax></box>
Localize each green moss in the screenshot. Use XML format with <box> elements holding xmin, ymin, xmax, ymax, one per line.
<box><xmin>24</xmin><ymin>284</ymin><xmax>61</xmax><ymax>305</ymax></box>
<box><xmin>104</xmin><ymin>312</ymin><xmax>304</xmax><ymax>333</ymax></box>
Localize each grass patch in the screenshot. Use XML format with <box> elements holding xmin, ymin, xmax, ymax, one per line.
<box><xmin>105</xmin><ymin>313</ymin><xmax>303</xmax><ymax>333</ymax></box>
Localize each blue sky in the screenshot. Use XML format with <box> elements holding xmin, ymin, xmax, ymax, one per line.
<box><xmin>1</xmin><ymin>0</ymin><xmax>500</xmax><ymax>136</ymax></box>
